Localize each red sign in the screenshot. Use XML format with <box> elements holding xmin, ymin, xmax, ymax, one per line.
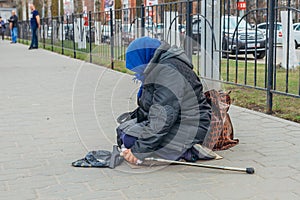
<box><xmin>84</xmin><ymin>16</ymin><xmax>88</xmax><ymax>26</ymax></box>
<box><xmin>237</xmin><ymin>2</ymin><xmax>246</xmax><ymax>10</ymax></box>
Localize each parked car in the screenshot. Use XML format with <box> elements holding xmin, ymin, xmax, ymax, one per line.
<box><xmin>121</xmin><ymin>24</ymin><xmax>135</xmax><ymax>45</ymax></box>
<box><xmin>222</xmin><ymin>16</ymin><xmax>266</xmax><ymax>59</ymax></box>
<box><xmin>257</xmin><ymin>22</ymin><xmax>283</xmax><ymax>44</ymax></box>
<box><xmin>178</xmin><ymin>24</ymin><xmax>186</xmax><ymax>42</ymax></box>
<box><xmin>154</xmin><ymin>23</ymin><xmax>164</xmax><ymax>39</ymax></box>
<box><xmin>178</xmin><ymin>24</ymin><xmax>186</xmax><ymax>33</ymax></box>
<box><xmin>86</xmin><ymin>26</ymin><xmax>95</xmax><ymax>43</ymax></box>
<box><xmin>100</xmin><ymin>25</ymin><xmax>111</xmax><ymax>43</ymax></box>
<box><xmin>293</xmin><ymin>23</ymin><xmax>300</xmax><ymax>49</ymax></box>
<box><xmin>188</xmin><ymin>15</ymin><xmax>266</xmax><ymax>59</ymax></box>
<box><xmin>145</xmin><ymin>22</ymin><xmax>156</xmax><ymax>36</ymax></box>
<box><xmin>145</xmin><ymin>16</ymin><xmax>155</xmax><ymax>32</ymax></box>
<box><xmin>47</xmin><ymin>26</ymin><xmax>52</xmax><ymax>37</ymax></box>
<box><xmin>64</xmin><ymin>24</ymin><xmax>73</xmax><ymax>40</ymax></box>
<box><xmin>191</xmin><ymin>17</ymin><xmax>202</xmax><ymax>51</ymax></box>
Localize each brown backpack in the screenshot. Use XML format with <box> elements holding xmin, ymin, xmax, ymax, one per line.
<box><xmin>203</xmin><ymin>89</ymin><xmax>239</xmax><ymax>151</ymax></box>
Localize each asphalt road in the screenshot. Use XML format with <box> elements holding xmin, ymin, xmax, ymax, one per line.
<box><xmin>229</xmin><ymin>46</ymin><xmax>300</xmax><ymax>65</ymax></box>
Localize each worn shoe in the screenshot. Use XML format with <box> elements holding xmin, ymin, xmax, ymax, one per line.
<box><xmin>28</xmin><ymin>46</ymin><xmax>38</xmax><ymax>50</ymax></box>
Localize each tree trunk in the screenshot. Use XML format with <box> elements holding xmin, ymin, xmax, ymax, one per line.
<box><xmin>74</xmin><ymin>0</ymin><xmax>83</xmax><ymax>14</ymax></box>
<box><xmin>47</xmin><ymin>0</ymin><xmax>52</xmax><ymax>18</ymax></box>
<box><xmin>51</xmin><ymin>0</ymin><xmax>58</xmax><ymax>17</ymax></box>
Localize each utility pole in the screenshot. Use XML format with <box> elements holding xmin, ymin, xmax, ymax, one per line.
<box><xmin>201</xmin><ymin>0</ymin><xmax>221</xmax><ymax>89</ymax></box>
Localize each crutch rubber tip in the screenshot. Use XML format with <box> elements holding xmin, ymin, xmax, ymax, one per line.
<box><xmin>246</xmin><ymin>167</ymin><xmax>255</xmax><ymax>174</ymax></box>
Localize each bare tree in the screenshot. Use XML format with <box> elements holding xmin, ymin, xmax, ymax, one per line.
<box><xmin>294</xmin><ymin>0</ymin><xmax>299</xmax><ymax>22</ymax></box>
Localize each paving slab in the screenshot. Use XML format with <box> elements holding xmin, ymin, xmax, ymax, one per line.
<box><xmin>1</xmin><ymin>41</ymin><xmax>300</xmax><ymax>199</ymax></box>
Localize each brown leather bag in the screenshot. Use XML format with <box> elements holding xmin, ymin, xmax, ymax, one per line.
<box><xmin>203</xmin><ymin>89</ymin><xmax>239</xmax><ymax>151</ymax></box>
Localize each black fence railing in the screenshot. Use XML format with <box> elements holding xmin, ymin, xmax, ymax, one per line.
<box><xmin>10</xmin><ymin>0</ymin><xmax>300</xmax><ymax>114</ymax></box>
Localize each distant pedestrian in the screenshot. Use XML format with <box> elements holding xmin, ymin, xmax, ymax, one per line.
<box><xmin>8</xmin><ymin>10</ymin><xmax>18</xmax><ymax>43</ymax></box>
<box><xmin>0</xmin><ymin>16</ymin><xmax>6</xmax><ymax>40</ymax></box>
<box><xmin>29</xmin><ymin>4</ymin><xmax>40</xmax><ymax>50</ymax></box>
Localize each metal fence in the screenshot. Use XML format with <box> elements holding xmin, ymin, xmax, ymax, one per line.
<box><xmin>12</xmin><ymin>0</ymin><xmax>300</xmax><ymax>113</ymax></box>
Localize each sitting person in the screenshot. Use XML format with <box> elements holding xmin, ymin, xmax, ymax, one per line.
<box><xmin>117</xmin><ymin>37</ymin><xmax>212</xmax><ymax>164</ymax></box>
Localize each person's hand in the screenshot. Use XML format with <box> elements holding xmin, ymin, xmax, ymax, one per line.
<box><xmin>122</xmin><ymin>149</ymin><xmax>138</xmax><ymax>164</ymax></box>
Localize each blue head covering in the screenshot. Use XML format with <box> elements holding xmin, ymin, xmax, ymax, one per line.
<box><xmin>125</xmin><ymin>37</ymin><xmax>161</xmax><ymax>82</ymax></box>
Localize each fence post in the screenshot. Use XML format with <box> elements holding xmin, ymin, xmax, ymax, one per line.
<box><xmin>110</xmin><ymin>8</ymin><xmax>114</xmax><ymax>69</ymax></box>
<box><xmin>21</xmin><ymin>22</ymin><xmax>24</xmax><ymax>44</ymax></box>
<box><xmin>26</xmin><ymin>20</ymin><xmax>31</xmax><ymax>45</ymax></box>
<box><xmin>141</xmin><ymin>4</ymin><xmax>145</xmax><ymax>37</ymax></box>
<box><xmin>61</xmin><ymin>15</ymin><xmax>64</xmax><ymax>55</ymax></box>
<box><xmin>72</xmin><ymin>14</ymin><xmax>76</xmax><ymax>58</ymax></box>
<box><xmin>266</xmin><ymin>0</ymin><xmax>275</xmax><ymax>114</ymax></box>
<box><xmin>89</xmin><ymin>11</ymin><xmax>92</xmax><ymax>63</ymax></box>
<box><xmin>51</xmin><ymin>17</ymin><xmax>54</xmax><ymax>52</ymax></box>
<box><xmin>185</xmin><ymin>0</ymin><xmax>193</xmax><ymax>61</ymax></box>
<box><xmin>43</xmin><ymin>18</ymin><xmax>45</xmax><ymax>49</ymax></box>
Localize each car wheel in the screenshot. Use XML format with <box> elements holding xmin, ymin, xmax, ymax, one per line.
<box><xmin>253</xmin><ymin>51</ymin><xmax>265</xmax><ymax>59</ymax></box>
<box><xmin>295</xmin><ymin>40</ymin><xmax>298</xmax><ymax>49</ymax></box>
<box><xmin>221</xmin><ymin>41</ymin><xmax>230</xmax><ymax>58</ymax></box>
<box><xmin>222</xmin><ymin>51</ymin><xmax>229</xmax><ymax>58</ymax></box>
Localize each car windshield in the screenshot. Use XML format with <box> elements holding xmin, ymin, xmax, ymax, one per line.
<box><xmin>122</xmin><ymin>25</ymin><xmax>129</xmax><ymax>32</ymax></box>
<box><xmin>259</xmin><ymin>23</ymin><xmax>282</xmax><ymax>30</ymax></box>
<box><xmin>293</xmin><ymin>24</ymin><xmax>298</xmax><ymax>29</ymax></box>
<box><xmin>122</xmin><ymin>25</ymin><xmax>135</xmax><ymax>33</ymax></box>
<box><xmin>192</xmin><ymin>21</ymin><xmax>201</xmax><ymax>32</ymax></box>
<box><xmin>275</xmin><ymin>24</ymin><xmax>282</xmax><ymax>30</ymax></box>
<box><xmin>64</xmin><ymin>24</ymin><xmax>73</xmax><ymax>30</ymax></box>
<box><xmin>223</xmin><ymin>17</ymin><xmax>250</xmax><ymax>30</ymax></box>
<box><xmin>156</xmin><ymin>24</ymin><xmax>164</xmax><ymax>29</ymax></box>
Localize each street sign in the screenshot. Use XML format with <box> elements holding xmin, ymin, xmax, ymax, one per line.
<box><xmin>146</xmin><ymin>0</ymin><xmax>158</xmax><ymax>6</ymax></box>
<box><xmin>237</xmin><ymin>2</ymin><xmax>246</xmax><ymax>11</ymax></box>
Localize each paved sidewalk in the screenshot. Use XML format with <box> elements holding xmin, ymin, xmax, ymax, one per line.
<box><xmin>1</xmin><ymin>41</ymin><xmax>300</xmax><ymax>200</ymax></box>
